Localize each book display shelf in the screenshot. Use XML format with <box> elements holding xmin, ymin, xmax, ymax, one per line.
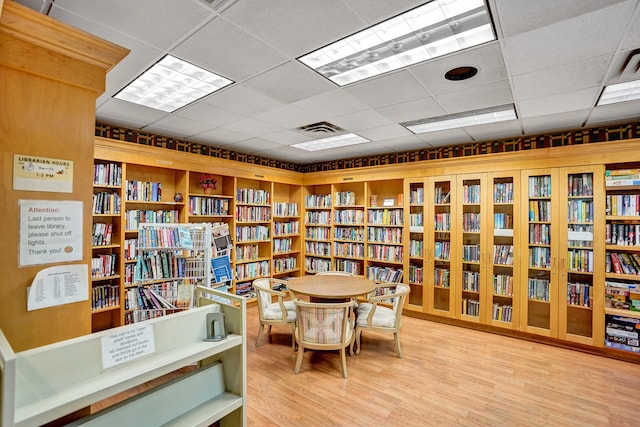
<box><xmin>303</xmin><ymin>184</ymin><xmax>333</xmax><ymax>274</ymax></box>
<box><xmin>406</xmin><ymin>179</ymin><xmax>426</xmax><ymax>311</ymax></box>
<box><xmin>272</xmin><ymin>182</ymin><xmax>302</xmax><ymax>281</ymax></box>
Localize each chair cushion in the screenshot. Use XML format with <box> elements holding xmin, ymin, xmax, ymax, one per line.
<box><xmin>264</xmin><ymin>300</ymin><xmax>296</xmax><ymax>321</ymax></box>
<box><xmin>356</xmin><ymin>303</ymin><xmax>395</xmax><ymax>328</ymax></box>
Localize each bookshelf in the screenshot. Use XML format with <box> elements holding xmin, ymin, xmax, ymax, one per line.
<box><xmin>272</xmin><ymin>182</ymin><xmax>302</xmax><ymax>280</ymax></box>
<box><xmin>234</xmin><ymin>178</ymin><xmax>272</xmax><ymax>300</ymax></box>
<box><xmin>604</xmin><ymin>163</ymin><xmax>640</xmax><ymax>352</ymax></box>
<box><xmin>487</xmin><ymin>171</ymin><xmax>521</xmax><ymax>330</ymax></box>
<box><xmin>365</xmin><ymin>179</ymin><xmax>404</xmax><ymax>284</ymax></box>
<box><xmin>332</xmin><ymin>182</ymin><xmax>366</xmax><ymax>275</ymax></box>
<box><xmin>406</xmin><ymin>178</ymin><xmax>426</xmax><ymax>311</ymax></box>
<box><xmin>426</xmin><ymin>176</ymin><xmax>455</xmax><ymax>317</ymax></box>
<box><xmin>303</xmin><ymin>184</ymin><xmax>332</xmax><ymax>273</ymax></box>
<box><xmin>92</xmin><ymin>161</ymin><xmax>124</xmax><ymax>332</ymax></box>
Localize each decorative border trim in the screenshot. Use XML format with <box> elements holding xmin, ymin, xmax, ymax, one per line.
<box><xmin>96</xmin><ymin>121</ymin><xmax>640</xmax><ymax>173</ymax></box>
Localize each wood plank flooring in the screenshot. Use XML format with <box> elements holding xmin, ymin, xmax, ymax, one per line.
<box><xmin>246</xmin><ymin>305</ymin><xmax>640</xmax><ymax>426</ymax></box>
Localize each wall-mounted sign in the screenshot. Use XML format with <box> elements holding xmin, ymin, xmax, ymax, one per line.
<box><xmin>27</xmin><ymin>264</ymin><xmax>88</xmax><ymax>311</ymax></box>
<box><xmin>19</xmin><ymin>199</ymin><xmax>83</xmax><ymax>266</ymax></box>
<box><xmin>13</xmin><ymin>154</ymin><xmax>74</xmax><ymax>193</ymax></box>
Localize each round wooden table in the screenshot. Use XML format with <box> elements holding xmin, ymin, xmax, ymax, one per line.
<box><xmin>287</xmin><ymin>275</ymin><xmax>377</xmax><ymax>301</ymax></box>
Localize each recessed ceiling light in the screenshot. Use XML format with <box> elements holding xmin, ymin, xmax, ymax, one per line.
<box><xmin>298</xmin><ymin>0</ymin><xmax>496</xmax><ymax>86</ymax></box>
<box><xmin>114</xmin><ymin>54</ymin><xmax>233</xmax><ymax>112</ymax></box>
<box><xmin>291</xmin><ymin>133</ymin><xmax>370</xmax><ymax>151</ymax></box>
<box><xmin>597</xmin><ymin>79</ymin><xmax>640</xmax><ymax>106</ymax></box>
<box><xmin>444</xmin><ymin>66</ymin><xmax>478</xmax><ymax>81</ymax></box>
<box><xmin>402</xmin><ymin>104</ymin><xmax>517</xmax><ymax>133</ymax></box>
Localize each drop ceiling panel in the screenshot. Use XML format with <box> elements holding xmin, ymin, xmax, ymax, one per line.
<box><xmin>361</xmin><ymin>135</ymin><xmax>429</xmax><ymax>152</ymax></box>
<box><xmin>342</xmin><ymin>0</ymin><xmax>426</xmax><ymax>26</ymax></box>
<box><xmin>344</xmin><ymin>71</ymin><xmax>431</xmax><ymax>109</ymax></box>
<box><xmin>463</xmin><ymin>121</ymin><xmax>523</xmax><ymax>142</ymax></box>
<box><xmin>221</xmin><ymin>0</ymin><xmax>364</xmax><ymax>57</ymax></box>
<box><xmin>503</xmin><ymin>1</ymin><xmax>636</xmax><ymax>76</ymax></box>
<box><xmin>293</xmin><ymin>89</ymin><xmax>370</xmax><ymax>118</ymax></box>
<box><xmin>512</xmin><ymin>56</ymin><xmax>612</xmax><ymax>101</ymax></box>
<box><xmin>435</xmin><ymin>80</ymin><xmax>514</xmax><ymax>114</ymax></box>
<box><xmin>328</xmin><ymin>109</ymin><xmax>394</xmax><ymax>132</ymax></box>
<box><xmin>51</xmin><ymin>0</ymin><xmax>213</xmax><ymax>50</ymax></box>
<box><xmin>417</xmin><ymin>128</ymin><xmax>473</xmax><ymax>147</ymax></box>
<box><xmin>96</xmin><ymin>99</ymin><xmax>168</xmax><ymax>129</ymax></box>
<box><xmin>174</xmin><ymin>102</ymin><xmax>245</xmax><ymax>128</ymax></box>
<box><xmin>220</xmin><ymin>118</ymin><xmax>283</xmax><ymax>138</ymax></box>
<box><xmin>358</xmin><ymin>124</ymin><xmax>412</xmax><ymax>142</ymax></box>
<box><xmin>518</xmin><ymin>87</ymin><xmax>600</xmax><ymax>118</ymax></box>
<box><xmin>375</xmin><ymin>97</ymin><xmax>445</xmax><ymax>123</ymax></box>
<box><xmin>588</xmin><ymin>101</ymin><xmax>640</xmax><ymax>125</ymax></box>
<box><xmin>204</xmin><ymin>85</ymin><xmax>285</xmax><ymax>117</ymax></box>
<box><xmin>254</xmin><ymin>105</ymin><xmax>319</xmax><ymax>129</ymax></box>
<box><xmin>621</xmin><ymin>9</ymin><xmax>640</xmax><ymax>49</ymax></box>
<box><xmin>191</xmin><ymin>128</ymin><xmax>251</xmax><ymax>146</ymax></box>
<box><xmin>261</xmin><ymin>130</ymin><xmax>310</xmax><ymax>145</ymax></box>
<box><xmin>224</xmin><ymin>138</ymin><xmax>285</xmax><ymax>153</ymax></box>
<box><xmin>493</xmin><ymin>0</ymin><xmax>628</xmax><ymax>38</ymax></box>
<box><xmin>142</xmin><ymin>115</ymin><xmax>215</xmax><ymax>139</ymax></box>
<box><xmin>242</xmin><ymin>61</ymin><xmax>336</xmax><ymax>104</ymax></box>
<box><xmin>523</xmin><ymin>110</ymin><xmax>592</xmax><ymax>134</ymax></box>
<box><xmin>172</xmin><ymin>18</ymin><xmax>288</xmax><ymax>82</ymax></box>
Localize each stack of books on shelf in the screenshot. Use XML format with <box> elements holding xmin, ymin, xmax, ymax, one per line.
<box><xmin>606</xmin><ymin>168</ymin><xmax>640</xmax><ymax>187</ymax></box>
<box><xmin>605</xmin><ymin>280</ymin><xmax>640</xmax><ymax>311</ymax></box>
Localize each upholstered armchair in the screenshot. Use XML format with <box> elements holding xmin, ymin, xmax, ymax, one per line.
<box><xmin>353</xmin><ymin>283</ymin><xmax>410</xmax><ymax>358</ymax></box>
<box><xmin>253</xmin><ymin>278</ymin><xmax>296</xmax><ymax>349</ymax></box>
<box><xmin>293</xmin><ymin>299</ymin><xmax>355</xmax><ymax>378</ymax></box>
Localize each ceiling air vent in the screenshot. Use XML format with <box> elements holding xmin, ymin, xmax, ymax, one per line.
<box><xmin>296</xmin><ymin>121</ymin><xmax>344</xmax><ymax>136</ymax></box>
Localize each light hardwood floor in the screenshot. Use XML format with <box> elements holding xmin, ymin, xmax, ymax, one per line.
<box><xmin>246</xmin><ymin>304</ymin><xmax>640</xmax><ymax>427</ymax></box>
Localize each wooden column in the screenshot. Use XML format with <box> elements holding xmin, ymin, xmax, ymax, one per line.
<box><xmin>0</xmin><ymin>1</ymin><xmax>128</xmax><ymax>351</ymax></box>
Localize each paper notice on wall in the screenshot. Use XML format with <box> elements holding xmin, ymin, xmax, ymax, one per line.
<box><xmin>27</xmin><ymin>264</ymin><xmax>88</xmax><ymax>311</ymax></box>
<box><xmin>19</xmin><ymin>199</ymin><xmax>83</xmax><ymax>266</ymax></box>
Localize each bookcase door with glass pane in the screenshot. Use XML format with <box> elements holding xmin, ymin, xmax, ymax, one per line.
<box><xmin>426</xmin><ymin>176</ymin><xmax>456</xmax><ymax>317</ymax></box>
<box><xmin>487</xmin><ymin>171</ymin><xmax>520</xmax><ymax>330</ymax></box>
<box><xmin>455</xmin><ymin>174</ymin><xmax>488</xmax><ymax>323</ymax></box>
<box><xmin>521</xmin><ymin>169</ymin><xmax>559</xmax><ymax>337</ymax></box>
<box><xmin>406</xmin><ymin>178</ymin><xmax>426</xmax><ymax>312</ymax></box>
<box><xmin>558</xmin><ymin>166</ymin><xmax>604</xmax><ymax>345</ymax></box>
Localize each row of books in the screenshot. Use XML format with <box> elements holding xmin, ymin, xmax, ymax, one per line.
<box><xmin>567</xmin><ymin>173</ymin><xmax>593</xmax><ymax>197</ymax></box>
<box><xmin>605</xmin><ymin>168</ymin><xmax>640</xmax><ymax>186</ymax></box>
<box><xmin>434</xmin><ymin>187</ymin><xmax>450</xmax><ymax>204</ymax></box>
<box><xmin>305</xmin><ymin>226</ymin><xmax>331</xmax><ymax>240</ymax></box>
<box><xmin>529</xmin><ymin>247</ymin><xmax>551</xmax><ymax>269</ymax></box>
<box><xmin>367</xmin><ymin>266</ymin><xmax>403</xmax><ymax>283</ymax></box>
<box><xmin>492</xmin><ymin>303</ymin><xmax>513</xmax><ymax>322</ymax></box>
<box><xmin>567</xmin><ymin>282</ymin><xmax>592</xmax><ymax>307</ymax></box>
<box><xmin>493</xmin><ymin>274</ymin><xmax>513</xmax><ymax>296</ymax></box>
<box><xmin>93</xmin><ymin>162</ymin><xmax>122</xmax><ymax>187</ymax></box>
<box><xmin>274</xmin><ymin>220</ymin><xmax>299</xmax><ymax>236</ymax></box>
<box><xmin>92</xmin><ymin>223</ymin><xmax>113</xmax><ymax>246</ymax></box>
<box><xmin>493</xmin><ymin>182</ymin><xmax>514</xmax><ymax>204</ymax></box>
<box><xmin>91</xmin><ymin>284</ymin><xmax>119</xmax><ymax>310</ymax></box>
<box><xmin>235</xmin><ymin>206</ymin><xmax>271</xmax><ymax>222</ymax></box>
<box><xmin>188</xmin><ymin>196</ymin><xmax>230</xmax><ymax>216</ymax></box>
<box><xmin>235</xmin><ymin>260</ymin><xmax>270</xmax><ymax>280</ymax></box>
<box><xmin>236</xmin><ymin>187</ymin><xmax>270</xmax><ymax>204</ymax></box>
<box><xmin>334</xmin><ymin>191</ymin><xmax>357</xmax><ymax>206</ymax></box>
<box><xmin>462</xmin><ymin>270</ymin><xmax>480</xmax><ymax>292</ymax></box>
<box><xmin>138</xmin><ymin>225</ymin><xmax>193</xmax><ymax>249</ymax></box>
<box><xmin>606</xmin><ymin>194</ymin><xmax>640</xmax><ymax>216</ymax></box>
<box><xmin>528</xmin><ymin>200</ymin><xmax>551</xmax><ymax>221</ymax></box>
<box><xmin>334</xmin><ymin>260</ymin><xmax>361</xmax><ymax>275</ymax></box>
<box><xmin>409</xmin><ymin>240</ymin><xmax>423</xmax><ymax>257</ymax></box>
<box><xmin>334</xmin><ymin>226</ymin><xmax>363</xmax><ymax>241</ymax></box>
<box><xmin>606</xmin><ymin>223</ymin><xmax>640</xmax><ymax>246</ymax></box>
<box><xmin>235</xmin><ymin>225</ymin><xmax>269</xmax><ymax>242</ymax></box>
<box><xmin>305</xmin><ymin>211</ymin><xmax>330</xmax><ymax>225</ymax></box>
<box><xmin>606</xmin><ymin>251</ymin><xmax>640</xmax><ymax>276</ymax></box>
<box><xmin>567</xmin><ymin>199</ymin><xmax>593</xmax><ymax>223</ymax></box>
<box><xmin>493</xmin><ymin>245</ymin><xmax>514</xmax><ymax>265</ymax></box>
<box><xmin>462</xmin><ymin>213</ymin><xmax>480</xmax><ymax>232</ymax></box>
<box><xmin>567</xmin><ymin>249</ymin><xmax>594</xmax><ymax>273</ymax></box>
<box><xmin>367</xmin><ymin>245</ymin><xmax>403</xmax><ymax>263</ymax></box>
<box><xmin>528</xmin><ymin>277</ymin><xmax>550</xmax><ymax>301</ymax></box>
<box><xmin>92</xmin><ymin>191</ymin><xmax>121</xmax><ymax>215</ymax></box>
<box><xmin>305</xmin><ymin>241</ymin><xmax>331</xmax><ymax>256</ymax></box>
<box><xmin>367</xmin><ymin>209</ymin><xmax>404</xmax><ymax>226</ymax></box>
<box><xmin>91</xmin><ymin>254</ymin><xmax>117</xmax><ymax>278</ymax></box>
<box><xmin>235</xmin><ymin>243</ymin><xmax>259</xmax><ymax>262</ymax></box>
<box><xmin>409</xmin><ymin>187</ymin><xmax>424</xmax><ymax>204</ymax></box>
<box><xmin>274</xmin><ymin>202</ymin><xmax>299</xmax><ymax>217</ymax></box>
<box><xmin>333</xmin><ymin>242</ymin><xmax>364</xmax><ymax>258</ymax></box>
<box><xmin>305</xmin><ymin>194</ymin><xmax>331</xmax><ymax>208</ymax></box>
<box><xmin>434</xmin><ymin>267</ymin><xmax>450</xmax><ymax>288</ymax></box>
<box><xmin>409</xmin><ymin>213</ymin><xmax>424</xmax><ymax>227</ymax></box>
<box><xmin>408</xmin><ymin>264</ymin><xmax>423</xmax><ymax>284</ymax></box>
<box><xmin>494</xmin><ymin>213</ymin><xmax>512</xmax><ymax>229</ymax></box>
<box><xmin>462</xmin><ymin>184</ymin><xmax>481</xmax><ymax>204</ymax></box>
<box><xmin>434</xmin><ymin>241</ymin><xmax>451</xmax><ymax>260</ymax></box>
<box><xmin>529</xmin><ymin>223</ymin><xmax>551</xmax><ymax>245</ymax></box>
<box><xmin>124</xmin><ymin>209</ymin><xmax>179</xmax><ymax>231</ymax></box>
<box><xmin>528</xmin><ymin>176</ymin><xmax>552</xmax><ymax>198</ymax></box>
<box><xmin>368</xmin><ymin>226</ymin><xmax>403</xmax><ymax>244</ymax></box>
<box><xmin>334</xmin><ymin>209</ymin><xmax>364</xmax><ymax>224</ymax></box>
<box><xmin>273</xmin><ymin>237</ymin><xmax>294</xmax><ymax>253</ymax></box>
<box><xmin>134</xmin><ymin>251</ymin><xmax>188</xmax><ymax>281</ymax></box>
<box><xmin>462</xmin><ymin>298</ymin><xmax>480</xmax><ymax>316</ymax></box>
<box><xmin>434</xmin><ymin>213</ymin><xmax>450</xmax><ymax>231</ymax></box>
<box><xmin>462</xmin><ymin>244</ymin><xmax>480</xmax><ymax>263</ymax></box>
<box><xmin>126</xmin><ymin>180</ymin><xmax>162</xmax><ymax>202</ymax></box>
<box><xmin>305</xmin><ymin>257</ymin><xmax>331</xmax><ymax>273</ymax></box>
<box><xmin>273</xmin><ymin>256</ymin><xmax>297</xmax><ymax>274</ymax></box>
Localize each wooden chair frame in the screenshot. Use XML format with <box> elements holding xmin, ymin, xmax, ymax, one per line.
<box><xmin>253</xmin><ymin>278</ymin><xmax>296</xmax><ymax>350</ymax></box>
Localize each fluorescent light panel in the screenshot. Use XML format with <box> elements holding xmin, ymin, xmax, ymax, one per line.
<box><xmin>292</xmin><ymin>133</ymin><xmax>370</xmax><ymax>151</ymax></box>
<box><xmin>298</xmin><ymin>0</ymin><xmax>495</xmax><ymax>86</ymax></box>
<box><xmin>114</xmin><ymin>55</ymin><xmax>233</xmax><ymax>112</ymax></box>
<box><xmin>402</xmin><ymin>104</ymin><xmax>516</xmax><ymax>134</ymax></box>
<box><xmin>597</xmin><ymin>79</ymin><xmax>640</xmax><ymax>106</ymax></box>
